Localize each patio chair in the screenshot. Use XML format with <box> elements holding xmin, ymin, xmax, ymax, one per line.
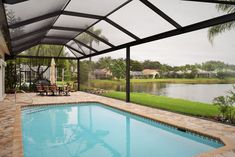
<box><xmin>36</xmin><ymin>85</ymin><xmax>44</xmax><ymax>95</ymax></box>
<box><xmin>58</xmin><ymin>86</ymin><xmax>64</xmax><ymax>95</ymax></box>
<box><xmin>43</xmin><ymin>85</ymin><xmax>50</xmax><ymax>95</ymax></box>
<box><xmin>50</xmin><ymin>85</ymin><xmax>58</xmax><ymax>95</ymax></box>
<box><xmin>64</xmin><ymin>85</ymin><xmax>71</xmax><ymax>96</ymax></box>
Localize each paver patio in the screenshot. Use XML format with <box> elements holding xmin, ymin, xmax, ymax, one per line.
<box><xmin>1</xmin><ymin>92</ymin><xmax>235</xmax><ymax>157</ymax></box>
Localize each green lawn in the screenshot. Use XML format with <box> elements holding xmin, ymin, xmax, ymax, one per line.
<box><xmin>92</xmin><ymin>78</ymin><xmax>235</xmax><ymax>84</ymax></box>
<box><xmin>102</xmin><ymin>91</ymin><xmax>219</xmax><ymax>117</ymax></box>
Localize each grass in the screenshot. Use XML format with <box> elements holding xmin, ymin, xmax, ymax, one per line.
<box><xmin>102</xmin><ymin>91</ymin><xmax>220</xmax><ymax>117</ymax></box>
<box><xmin>56</xmin><ymin>81</ymin><xmax>75</xmax><ymax>85</ymax></box>
<box><xmin>91</xmin><ymin>78</ymin><xmax>235</xmax><ymax>84</ymax></box>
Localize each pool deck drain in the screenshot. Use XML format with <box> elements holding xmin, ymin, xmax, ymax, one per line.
<box><xmin>1</xmin><ymin>92</ymin><xmax>235</xmax><ymax>157</ymax></box>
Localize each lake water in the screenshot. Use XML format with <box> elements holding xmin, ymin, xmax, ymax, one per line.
<box><xmin>90</xmin><ymin>82</ymin><xmax>234</xmax><ymax>103</ymax></box>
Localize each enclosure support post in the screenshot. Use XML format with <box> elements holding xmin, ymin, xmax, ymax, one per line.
<box><xmin>29</xmin><ymin>58</ymin><xmax>32</xmax><ymax>92</ymax></box>
<box><xmin>126</xmin><ymin>46</ymin><xmax>130</xmax><ymax>102</ymax></box>
<box><xmin>14</xmin><ymin>57</ymin><xmax>17</xmax><ymax>91</ymax></box>
<box><xmin>77</xmin><ymin>59</ymin><xmax>80</xmax><ymax>91</ymax></box>
<box><xmin>19</xmin><ymin>58</ymin><xmax>21</xmax><ymax>90</ymax></box>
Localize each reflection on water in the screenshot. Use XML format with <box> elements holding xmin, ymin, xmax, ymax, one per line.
<box><xmin>90</xmin><ymin>82</ymin><xmax>234</xmax><ymax>103</ymax></box>
<box><xmin>22</xmin><ymin>104</ymin><xmax>221</xmax><ymax>157</ymax></box>
<box><xmin>23</xmin><ymin>106</ymin><xmax>121</xmax><ymax>157</ymax></box>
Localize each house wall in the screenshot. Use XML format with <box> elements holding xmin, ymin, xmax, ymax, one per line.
<box><xmin>0</xmin><ymin>8</ymin><xmax>10</xmax><ymax>101</ymax></box>
<box><xmin>0</xmin><ymin>55</ymin><xmax>6</xmax><ymax>101</ymax></box>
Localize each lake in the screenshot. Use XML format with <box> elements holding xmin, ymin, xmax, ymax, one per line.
<box><xmin>90</xmin><ymin>82</ymin><xmax>234</xmax><ymax>103</ymax></box>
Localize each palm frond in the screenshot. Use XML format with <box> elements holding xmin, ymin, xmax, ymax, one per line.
<box><xmin>208</xmin><ymin>1</ymin><xmax>235</xmax><ymax>43</ymax></box>
<box><xmin>208</xmin><ymin>21</ymin><xmax>235</xmax><ymax>43</ymax></box>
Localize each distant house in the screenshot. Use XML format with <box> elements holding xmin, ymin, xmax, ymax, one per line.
<box><xmin>142</xmin><ymin>69</ymin><xmax>160</xmax><ymax>79</ymax></box>
<box><xmin>196</xmin><ymin>69</ymin><xmax>212</xmax><ymax>78</ymax></box>
<box><xmin>93</xmin><ymin>68</ymin><xmax>112</xmax><ymax>79</ymax></box>
<box><xmin>175</xmin><ymin>70</ymin><xmax>185</xmax><ymax>75</ymax></box>
<box><xmin>130</xmin><ymin>71</ymin><xmax>143</xmax><ymax>79</ymax></box>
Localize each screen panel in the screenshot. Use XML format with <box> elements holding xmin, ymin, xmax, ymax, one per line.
<box><xmin>148</xmin><ymin>0</ymin><xmax>227</xmax><ymax>26</ymax></box>
<box><xmin>64</xmin><ymin>0</ymin><xmax>128</xmax><ymax>16</ymax></box>
<box><xmin>19</xmin><ymin>44</ymin><xmax>65</xmax><ymax>57</ymax></box>
<box><xmin>46</xmin><ymin>29</ymin><xmax>79</xmax><ymax>38</ymax></box>
<box><xmin>5</xmin><ymin>0</ymin><xmax>67</xmax><ymax>25</ymax></box>
<box><xmin>91</xmin><ymin>20</ymin><xmax>134</xmax><ymax>46</ymax></box>
<box><xmin>9</xmin><ymin>17</ymin><xmax>56</xmax><ymax>38</ymax></box>
<box><xmin>53</xmin><ymin>15</ymin><xmax>98</xmax><ymax>30</ymax></box>
<box><xmin>67</xmin><ymin>40</ymin><xmax>96</xmax><ymax>55</ymax></box>
<box><xmin>11</xmin><ymin>32</ymin><xmax>45</xmax><ymax>47</ymax></box>
<box><xmin>75</xmin><ymin>32</ymin><xmax>111</xmax><ymax>51</ymax></box>
<box><xmin>12</xmin><ymin>39</ymin><xmax>40</xmax><ymax>53</ymax></box>
<box><xmin>108</xmin><ymin>0</ymin><xmax>175</xmax><ymax>38</ymax></box>
<box><xmin>65</xmin><ymin>46</ymin><xmax>81</xmax><ymax>58</ymax></box>
<box><xmin>42</xmin><ymin>38</ymin><xmax>70</xmax><ymax>45</ymax></box>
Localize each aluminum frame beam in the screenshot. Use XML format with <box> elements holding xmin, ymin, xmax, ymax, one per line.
<box><xmin>3</xmin><ymin>0</ymin><xmax>28</xmax><ymax>5</ymax></box>
<box><xmin>13</xmin><ymin>41</ymin><xmax>41</xmax><ymax>55</ymax></box>
<box><xmin>63</xmin><ymin>11</ymin><xmax>103</xmax><ymax>19</ymax></box>
<box><xmin>17</xmin><ymin>55</ymin><xmax>77</xmax><ymax>60</ymax></box>
<box><xmin>65</xmin><ymin>44</ymin><xmax>86</xmax><ymax>56</ymax></box>
<box><xmin>183</xmin><ymin>0</ymin><xmax>235</xmax><ymax>5</ymax></box>
<box><xmin>52</xmin><ymin>26</ymin><xmax>115</xmax><ymax>47</ymax></box>
<box><xmin>9</xmin><ymin>11</ymin><xmax>61</xmax><ymax>29</ymax></box>
<box><xmin>11</xmin><ymin>26</ymin><xmax>51</xmax><ymax>41</ymax></box>
<box><xmin>140</xmin><ymin>0</ymin><xmax>182</xmax><ymax>28</ymax></box>
<box><xmin>45</xmin><ymin>36</ymin><xmax>98</xmax><ymax>53</ymax></box>
<box><xmin>105</xmin><ymin>18</ymin><xmax>140</xmax><ymax>40</ymax></box>
<box><xmin>8</xmin><ymin>11</ymin><xmax>103</xmax><ymax>29</ymax></box>
<box><xmin>66</xmin><ymin>47</ymin><xmax>80</xmax><ymax>58</ymax></box>
<box><xmin>12</xmin><ymin>34</ymin><xmax>45</xmax><ymax>48</ymax></box>
<box><xmin>126</xmin><ymin>46</ymin><xmax>130</xmax><ymax>102</ymax></box>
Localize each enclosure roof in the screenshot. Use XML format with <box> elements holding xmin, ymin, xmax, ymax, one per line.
<box><xmin>1</xmin><ymin>0</ymin><xmax>235</xmax><ymax>59</ymax></box>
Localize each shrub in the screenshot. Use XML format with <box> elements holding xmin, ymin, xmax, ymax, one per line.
<box><xmin>213</xmin><ymin>86</ymin><xmax>235</xmax><ymax>124</ymax></box>
<box><xmin>5</xmin><ymin>60</ymin><xmax>20</xmax><ymax>93</ymax></box>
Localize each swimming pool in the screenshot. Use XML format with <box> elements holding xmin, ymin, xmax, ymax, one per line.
<box><xmin>21</xmin><ymin>103</ymin><xmax>223</xmax><ymax>157</ymax></box>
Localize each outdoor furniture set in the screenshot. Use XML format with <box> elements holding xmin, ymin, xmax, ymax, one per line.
<box><xmin>36</xmin><ymin>84</ymin><xmax>71</xmax><ymax>96</ymax></box>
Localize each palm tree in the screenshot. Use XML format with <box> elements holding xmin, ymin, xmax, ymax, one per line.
<box><xmin>77</xmin><ymin>27</ymin><xmax>108</xmax><ymax>86</ymax></box>
<box><xmin>78</xmin><ymin>27</ymin><xmax>107</xmax><ymax>58</ymax></box>
<box><xmin>208</xmin><ymin>1</ymin><xmax>235</xmax><ymax>43</ymax></box>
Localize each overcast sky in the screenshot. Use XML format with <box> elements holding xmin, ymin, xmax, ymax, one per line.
<box><xmin>91</xmin><ymin>0</ymin><xmax>235</xmax><ymax>66</ymax></box>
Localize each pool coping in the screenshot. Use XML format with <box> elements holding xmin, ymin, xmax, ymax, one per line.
<box><xmin>14</xmin><ymin>101</ymin><xmax>235</xmax><ymax>157</ymax></box>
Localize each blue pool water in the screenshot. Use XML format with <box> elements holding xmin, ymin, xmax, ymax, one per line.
<box><xmin>21</xmin><ymin>103</ymin><xmax>223</xmax><ymax>157</ymax></box>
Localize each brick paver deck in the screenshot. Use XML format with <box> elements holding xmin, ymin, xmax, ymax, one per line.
<box><xmin>1</xmin><ymin>92</ymin><xmax>235</xmax><ymax>157</ymax></box>
<box><xmin>0</xmin><ymin>95</ymin><xmax>15</xmax><ymax>157</ymax></box>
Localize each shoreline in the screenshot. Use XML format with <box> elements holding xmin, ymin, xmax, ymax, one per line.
<box><xmin>90</xmin><ymin>78</ymin><xmax>235</xmax><ymax>84</ymax></box>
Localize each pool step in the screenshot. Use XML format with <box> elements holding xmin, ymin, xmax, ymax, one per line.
<box><xmin>22</xmin><ymin>107</ymin><xmax>51</xmax><ymax>115</ymax></box>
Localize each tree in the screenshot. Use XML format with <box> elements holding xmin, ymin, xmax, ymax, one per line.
<box><xmin>78</xmin><ymin>27</ymin><xmax>108</xmax><ymax>60</ymax></box>
<box><xmin>208</xmin><ymin>1</ymin><xmax>235</xmax><ymax>43</ymax></box>
<box><xmin>80</xmin><ymin>61</ymin><xmax>89</xmax><ymax>84</ymax></box>
<box><xmin>68</xmin><ymin>60</ymin><xmax>77</xmax><ymax>81</ymax></box>
<box><xmin>110</xmin><ymin>59</ymin><xmax>126</xmax><ymax>80</ymax></box>
<box><xmin>21</xmin><ymin>45</ymin><xmax>65</xmax><ymax>80</ymax></box>
<box><xmin>95</xmin><ymin>57</ymin><xmax>113</xmax><ymax>70</ymax></box>
<box><xmin>6</xmin><ymin>8</ymin><xmax>24</xmax><ymax>38</ymax></box>
<box><xmin>143</xmin><ymin>60</ymin><xmax>161</xmax><ymax>69</ymax></box>
<box><xmin>201</xmin><ymin>61</ymin><xmax>226</xmax><ymax>71</ymax></box>
<box><xmin>130</xmin><ymin>60</ymin><xmax>143</xmax><ymax>71</ymax></box>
